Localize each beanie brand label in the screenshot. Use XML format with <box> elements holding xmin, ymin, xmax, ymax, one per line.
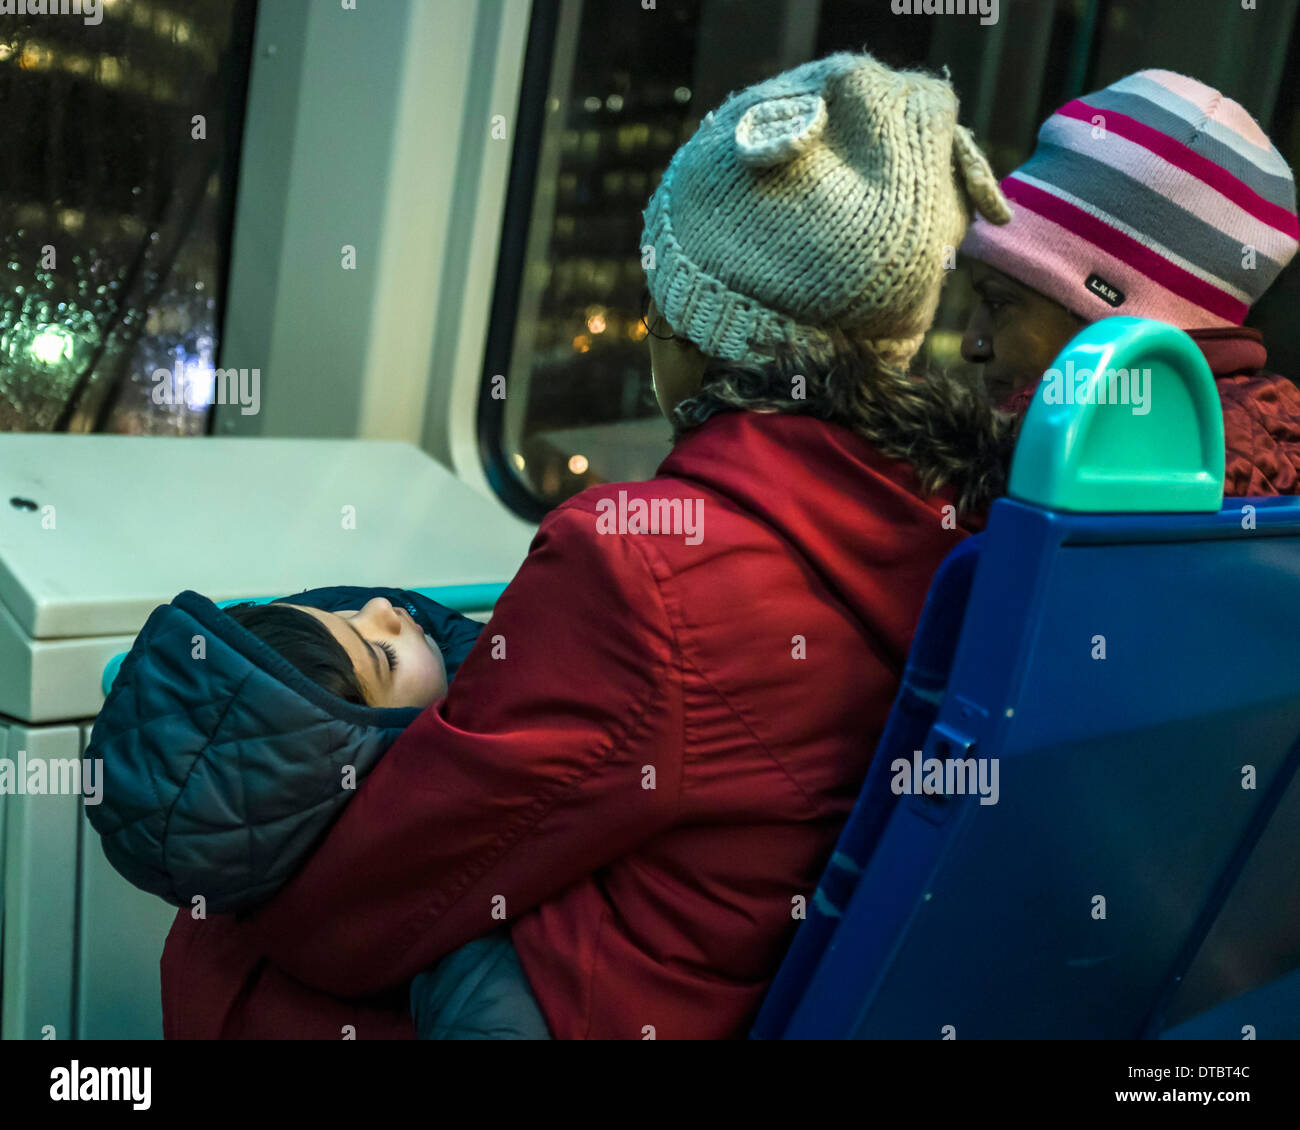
<box><xmin>1086</xmin><ymin>273</ymin><xmax>1125</xmax><ymax>307</ymax></box>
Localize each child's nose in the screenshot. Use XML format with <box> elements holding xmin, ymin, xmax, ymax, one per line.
<box><xmin>358</xmin><ymin>597</ymin><xmax>403</xmax><ymax>633</ymax></box>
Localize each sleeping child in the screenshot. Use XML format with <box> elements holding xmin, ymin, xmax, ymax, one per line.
<box><xmin>83</xmin><ymin>584</ymin><xmax>550</xmax><ymax>1039</ymax></box>
<box><xmin>222</xmin><ymin>587</ymin><xmax>480</xmax><ymax>710</ymax></box>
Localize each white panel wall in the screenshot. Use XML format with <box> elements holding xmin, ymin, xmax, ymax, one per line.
<box><xmin>0</xmin><ymin>723</ymin><xmax>80</xmax><ymax>1040</ymax></box>
<box><xmin>219</xmin><ymin>0</ymin><xmax>533</xmax><ymax>503</ymax></box>
<box><xmin>77</xmin><ymin>724</ymin><xmax>177</xmax><ymax>1041</ymax></box>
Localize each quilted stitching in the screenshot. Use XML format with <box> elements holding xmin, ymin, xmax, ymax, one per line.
<box><xmin>84</xmin><ymin>594</ymin><xmax>414</xmax><ymax>913</ymax></box>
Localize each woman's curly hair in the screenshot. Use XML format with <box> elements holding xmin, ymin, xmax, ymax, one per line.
<box><xmin>669</xmin><ymin>328</ymin><xmax>1019</xmax><ymax>518</ymax></box>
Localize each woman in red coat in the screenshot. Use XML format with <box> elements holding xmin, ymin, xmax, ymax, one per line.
<box><xmin>161</xmin><ymin>50</ymin><xmax>1016</xmax><ymax>1039</ymax></box>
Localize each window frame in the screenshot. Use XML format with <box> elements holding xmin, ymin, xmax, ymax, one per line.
<box><xmin>475</xmin><ymin>0</ymin><xmax>562</xmax><ymax>523</ymax></box>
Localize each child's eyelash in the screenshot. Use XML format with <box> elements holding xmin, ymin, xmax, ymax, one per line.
<box><xmin>377</xmin><ymin>640</ymin><xmax>398</xmax><ymax>670</ymax></box>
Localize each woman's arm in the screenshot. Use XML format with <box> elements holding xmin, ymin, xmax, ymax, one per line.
<box><xmin>238</xmin><ymin>500</ymin><xmax>685</xmax><ymax>997</ymax></box>
<box><xmin>161</xmin><ymin>909</ymin><xmax>415</xmax><ymax>1039</ymax></box>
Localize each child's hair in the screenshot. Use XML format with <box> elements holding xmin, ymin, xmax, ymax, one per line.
<box><xmin>224</xmin><ymin>602</ymin><xmax>369</xmax><ymax>706</ymax></box>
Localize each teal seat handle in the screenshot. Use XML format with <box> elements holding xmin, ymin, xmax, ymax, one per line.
<box><xmin>1008</xmin><ymin>317</ymin><xmax>1225</xmax><ymax>514</ymax></box>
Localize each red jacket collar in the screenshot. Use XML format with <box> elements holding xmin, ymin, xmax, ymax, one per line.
<box><xmin>1189</xmin><ymin>326</ymin><xmax>1267</xmax><ymax>377</ymax></box>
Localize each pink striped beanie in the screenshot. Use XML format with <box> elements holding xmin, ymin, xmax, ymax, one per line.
<box><xmin>961</xmin><ymin>70</ymin><xmax>1300</xmax><ymax>328</ymax></box>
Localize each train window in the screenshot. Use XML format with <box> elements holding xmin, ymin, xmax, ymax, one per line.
<box><xmin>482</xmin><ymin>0</ymin><xmax>1300</xmax><ymax>517</ymax></box>
<box><xmin>0</xmin><ymin>0</ymin><xmax>257</xmax><ymax>434</ymax></box>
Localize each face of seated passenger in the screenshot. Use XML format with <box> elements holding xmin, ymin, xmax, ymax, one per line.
<box><xmin>287</xmin><ymin>598</ymin><xmax>448</xmax><ymax>709</ymax></box>
<box><xmin>961</xmin><ymin>260</ymin><xmax>1087</xmax><ymax>405</ymax></box>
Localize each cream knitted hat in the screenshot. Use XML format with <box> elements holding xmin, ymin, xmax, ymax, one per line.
<box><xmin>640</xmin><ymin>51</ymin><xmax>1012</xmax><ymax>368</ymax></box>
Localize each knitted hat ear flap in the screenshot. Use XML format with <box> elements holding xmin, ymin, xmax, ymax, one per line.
<box><xmin>952</xmin><ymin>124</ymin><xmax>1013</xmax><ymax>224</ymax></box>
<box><xmin>734</xmin><ymin>91</ymin><xmax>829</xmax><ymax>169</ymax></box>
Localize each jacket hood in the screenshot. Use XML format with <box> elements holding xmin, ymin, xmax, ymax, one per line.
<box><xmin>659</xmin><ymin>411</ymin><xmax>978</xmax><ymax>665</ymax></box>
<box><xmin>84</xmin><ymin>587</ymin><xmax>481</xmax><ymax>913</ymax></box>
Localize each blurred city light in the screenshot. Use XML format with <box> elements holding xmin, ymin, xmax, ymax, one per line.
<box><xmin>29</xmin><ymin>325</ymin><xmax>74</xmax><ymax>366</ymax></box>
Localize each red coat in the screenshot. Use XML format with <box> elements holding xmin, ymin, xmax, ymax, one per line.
<box><xmin>160</xmin><ymin>411</ymin><xmax>977</xmax><ymax>1039</ymax></box>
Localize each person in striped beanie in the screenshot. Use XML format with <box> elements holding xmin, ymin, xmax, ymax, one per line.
<box><xmin>960</xmin><ymin>69</ymin><xmax>1300</xmax><ymax>496</ymax></box>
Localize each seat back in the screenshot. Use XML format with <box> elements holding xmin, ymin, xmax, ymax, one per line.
<box><xmin>754</xmin><ymin>318</ymin><xmax>1300</xmax><ymax>1038</ymax></box>
<box><xmin>750</xmin><ymin>533</ymin><xmax>982</xmax><ymax>1038</ymax></box>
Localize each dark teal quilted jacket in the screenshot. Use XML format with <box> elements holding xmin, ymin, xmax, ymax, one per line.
<box><xmin>83</xmin><ymin>584</ymin><xmax>551</xmax><ymax>1038</ymax></box>
<box><xmin>83</xmin><ymin>585</ymin><xmax>479</xmax><ymax>914</ymax></box>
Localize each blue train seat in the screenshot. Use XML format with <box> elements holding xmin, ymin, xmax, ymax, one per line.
<box><xmin>753</xmin><ymin>318</ymin><xmax>1300</xmax><ymax>1039</ymax></box>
